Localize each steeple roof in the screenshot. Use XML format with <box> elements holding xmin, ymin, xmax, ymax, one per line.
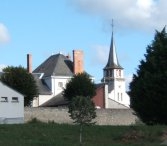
<box><xmin>104</xmin><ymin>27</ymin><xmax>122</xmax><ymax>69</ymax></box>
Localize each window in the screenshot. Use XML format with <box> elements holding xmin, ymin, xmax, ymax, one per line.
<box><xmin>1</xmin><ymin>97</ymin><xmax>8</xmax><ymax>102</ymax></box>
<box><xmin>12</xmin><ymin>97</ymin><xmax>19</xmax><ymax>102</ymax></box>
<box><xmin>58</xmin><ymin>82</ymin><xmax>63</xmax><ymax>89</ymax></box>
<box><xmin>119</xmin><ymin>70</ymin><xmax>121</xmax><ymax>77</ymax></box>
<box><xmin>121</xmin><ymin>93</ymin><xmax>123</xmax><ymax>101</ymax></box>
<box><xmin>110</xmin><ymin>70</ymin><xmax>113</xmax><ymax>77</ymax></box>
<box><xmin>117</xmin><ymin>93</ymin><xmax>119</xmax><ymax>101</ymax></box>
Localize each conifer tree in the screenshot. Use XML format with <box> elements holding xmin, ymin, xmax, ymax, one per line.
<box><xmin>129</xmin><ymin>28</ymin><xmax>167</xmax><ymax>125</ymax></box>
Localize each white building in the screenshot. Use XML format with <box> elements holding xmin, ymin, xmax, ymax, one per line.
<box><xmin>101</xmin><ymin>29</ymin><xmax>130</xmax><ymax>108</ymax></box>
<box><xmin>0</xmin><ymin>81</ymin><xmax>24</xmax><ymax>124</ymax></box>
<box><xmin>30</xmin><ymin>28</ymin><xmax>130</xmax><ymax>108</ymax></box>
<box><xmin>31</xmin><ymin>50</ymin><xmax>84</xmax><ymax>107</ymax></box>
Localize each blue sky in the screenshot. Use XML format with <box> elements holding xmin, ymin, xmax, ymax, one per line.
<box><xmin>0</xmin><ymin>0</ymin><xmax>166</xmax><ymax>89</ymax></box>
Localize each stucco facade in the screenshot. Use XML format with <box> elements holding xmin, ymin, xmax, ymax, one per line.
<box><xmin>32</xmin><ymin>75</ymin><xmax>71</xmax><ymax>107</ymax></box>
<box><xmin>0</xmin><ymin>81</ymin><xmax>24</xmax><ymax>124</ymax></box>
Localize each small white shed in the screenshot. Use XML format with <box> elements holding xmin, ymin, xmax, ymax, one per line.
<box><xmin>0</xmin><ymin>81</ymin><xmax>24</xmax><ymax>124</ymax></box>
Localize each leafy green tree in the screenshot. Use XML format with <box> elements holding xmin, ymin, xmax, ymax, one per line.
<box><xmin>129</xmin><ymin>28</ymin><xmax>167</xmax><ymax>125</ymax></box>
<box><xmin>0</xmin><ymin>66</ymin><xmax>38</xmax><ymax>106</ymax></box>
<box><xmin>69</xmin><ymin>96</ymin><xmax>96</xmax><ymax>144</ymax></box>
<box><xmin>63</xmin><ymin>72</ymin><xmax>96</xmax><ymax>101</ymax></box>
<box><xmin>63</xmin><ymin>72</ymin><xmax>96</xmax><ymax>144</ymax></box>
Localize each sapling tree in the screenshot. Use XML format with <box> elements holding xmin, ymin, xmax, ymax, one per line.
<box><xmin>68</xmin><ymin>96</ymin><xmax>96</xmax><ymax>144</ymax></box>
<box><xmin>63</xmin><ymin>72</ymin><xmax>96</xmax><ymax>144</ymax></box>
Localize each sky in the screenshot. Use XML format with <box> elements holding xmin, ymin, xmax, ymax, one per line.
<box><xmin>0</xmin><ymin>0</ymin><xmax>166</xmax><ymax>90</ymax></box>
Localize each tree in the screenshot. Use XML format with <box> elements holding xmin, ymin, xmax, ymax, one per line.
<box><xmin>0</xmin><ymin>66</ymin><xmax>38</xmax><ymax>106</ymax></box>
<box><xmin>63</xmin><ymin>72</ymin><xmax>96</xmax><ymax>144</ymax></box>
<box><xmin>63</xmin><ymin>72</ymin><xmax>96</xmax><ymax>101</ymax></box>
<box><xmin>69</xmin><ymin>96</ymin><xmax>96</xmax><ymax>144</ymax></box>
<box><xmin>129</xmin><ymin>27</ymin><xmax>167</xmax><ymax>125</ymax></box>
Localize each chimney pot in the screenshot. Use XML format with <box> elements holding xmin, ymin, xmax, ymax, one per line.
<box><xmin>73</xmin><ymin>50</ymin><xmax>84</xmax><ymax>74</ymax></box>
<box><xmin>27</xmin><ymin>54</ymin><xmax>32</xmax><ymax>73</ymax></box>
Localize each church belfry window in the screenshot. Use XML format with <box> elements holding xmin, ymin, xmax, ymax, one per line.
<box><xmin>110</xmin><ymin>70</ymin><xmax>112</xmax><ymax>77</ymax></box>
<box><xmin>119</xmin><ymin>70</ymin><xmax>121</xmax><ymax>77</ymax></box>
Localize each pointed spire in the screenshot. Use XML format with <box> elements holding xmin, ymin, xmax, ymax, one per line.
<box><xmin>105</xmin><ymin>20</ymin><xmax>122</xmax><ymax>69</ymax></box>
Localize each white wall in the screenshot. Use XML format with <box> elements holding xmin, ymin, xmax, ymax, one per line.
<box><xmin>32</xmin><ymin>94</ymin><xmax>53</xmax><ymax>107</ymax></box>
<box><xmin>108</xmin><ymin>68</ymin><xmax>130</xmax><ymax>108</ymax></box>
<box><xmin>33</xmin><ymin>76</ymin><xmax>72</xmax><ymax>107</ymax></box>
<box><xmin>51</xmin><ymin>76</ymin><xmax>71</xmax><ymax>96</ymax></box>
<box><xmin>0</xmin><ymin>81</ymin><xmax>24</xmax><ymax>124</ymax></box>
<box><xmin>108</xmin><ymin>98</ymin><xmax>129</xmax><ymax>109</ymax></box>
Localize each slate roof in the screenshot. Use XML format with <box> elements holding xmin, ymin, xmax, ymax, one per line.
<box><xmin>32</xmin><ymin>74</ymin><xmax>52</xmax><ymax>95</ymax></box>
<box><xmin>95</xmin><ymin>83</ymin><xmax>105</xmax><ymax>89</ymax></box>
<box><xmin>40</xmin><ymin>92</ymin><xmax>68</xmax><ymax>107</ymax></box>
<box><xmin>33</xmin><ymin>53</ymin><xmax>74</xmax><ymax>77</ymax></box>
<box><xmin>104</xmin><ymin>32</ymin><xmax>123</xmax><ymax>69</ymax></box>
<box><xmin>40</xmin><ymin>83</ymin><xmax>103</xmax><ymax>107</ymax></box>
<box><xmin>108</xmin><ymin>98</ymin><xmax>129</xmax><ymax>109</ymax></box>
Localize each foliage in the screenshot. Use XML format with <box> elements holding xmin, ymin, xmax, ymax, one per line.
<box><xmin>68</xmin><ymin>96</ymin><xmax>96</xmax><ymax>125</ymax></box>
<box><xmin>129</xmin><ymin>27</ymin><xmax>167</xmax><ymax>125</ymax></box>
<box><xmin>27</xmin><ymin>118</ymin><xmax>43</xmax><ymax>124</ymax></box>
<box><xmin>63</xmin><ymin>72</ymin><xmax>96</xmax><ymax>101</ymax></box>
<box><xmin>69</xmin><ymin>96</ymin><xmax>96</xmax><ymax>144</ymax></box>
<box><xmin>0</xmin><ymin>66</ymin><xmax>38</xmax><ymax>106</ymax></box>
<box><xmin>64</xmin><ymin>72</ymin><xmax>96</xmax><ymax>144</ymax></box>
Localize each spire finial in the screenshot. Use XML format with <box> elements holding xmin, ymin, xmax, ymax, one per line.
<box><xmin>111</xmin><ymin>19</ymin><xmax>114</xmax><ymax>34</ymax></box>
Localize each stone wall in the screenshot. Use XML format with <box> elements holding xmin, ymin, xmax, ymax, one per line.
<box><xmin>24</xmin><ymin>107</ymin><xmax>138</xmax><ymax>125</ymax></box>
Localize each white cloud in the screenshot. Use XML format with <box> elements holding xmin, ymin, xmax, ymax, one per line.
<box><xmin>0</xmin><ymin>64</ymin><xmax>7</xmax><ymax>72</ymax></box>
<box><xmin>91</xmin><ymin>45</ymin><xmax>109</xmax><ymax>65</ymax></box>
<box><xmin>0</xmin><ymin>23</ymin><xmax>10</xmax><ymax>44</ymax></box>
<box><xmin>70</xmin><ymin>0</ymin><xmax>166</xmax><ymax>31</ymax></box>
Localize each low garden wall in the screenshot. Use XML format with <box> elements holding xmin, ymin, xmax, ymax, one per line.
<box><xmin>24</xmin><ymin>107</ymin><xmax>138</xmax><ymax>125</ymax></box>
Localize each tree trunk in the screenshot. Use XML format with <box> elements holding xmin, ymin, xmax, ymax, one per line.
<box><xmin>80</xmin><ymin>124</ymin><xmax>83</xmax><ymax>145</ymax></box>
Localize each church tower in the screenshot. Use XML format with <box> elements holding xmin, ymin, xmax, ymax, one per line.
<box><xmin>102</xmin><ymin>21</ymin><xmax>130</xmax><ymax>107</ymax></box>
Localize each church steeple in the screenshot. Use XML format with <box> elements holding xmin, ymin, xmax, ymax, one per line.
<box><xmin>101</xmin><ymin>21</ymin><xmax>130</xmax><ymax>108</ymax></box>
<box><xmin>105</xmin><ymin>20</ymin><xmax>122</xmax><ymax>69</ymax></box>
<box><xmin>102</xmin><ymin>20</ymin><xmax>123</xmax><ymax>83</ymax></box>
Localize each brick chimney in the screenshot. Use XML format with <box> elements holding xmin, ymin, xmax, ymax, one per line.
<box><xmin>27</xmin><ymin>54</ymin><xmax>32</xmax><ymax>73</ymax></box>
<box><xmin>73</xmin><ymin>50</ymin><xmax>84</xmax><ymax>74</ymax></box>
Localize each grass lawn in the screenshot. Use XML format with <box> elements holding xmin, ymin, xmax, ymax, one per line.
<box><xmin>0</xmin><ymin>120</ymin><xmax>166</xmax><ymax>146</ymax></box>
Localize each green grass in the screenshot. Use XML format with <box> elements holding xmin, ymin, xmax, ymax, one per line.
<box><xmin>0</xmin><ymin>121</ymin><xmax>166</xmax><ymax>146</ymax></box>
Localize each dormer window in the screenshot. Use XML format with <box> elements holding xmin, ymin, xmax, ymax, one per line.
<box><xmin>1</xmin><ymin>97</ymin><xmax>8</xmax><ymax>102</ymax></box>
<box><xmin>58</xmin><ymin>82</ymin><xmax>63</xmax><ymax>89</ymax></box>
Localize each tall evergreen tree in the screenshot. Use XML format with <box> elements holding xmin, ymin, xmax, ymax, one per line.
<box><xmin>129</xmin><ymin>28</ymin><xmax>167</xmax><ymax>125</ymax></box>
<box><xmin>0</xmin><ymin>66</ymin><xmax>38</xmax><ymax>106</ymax></box>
